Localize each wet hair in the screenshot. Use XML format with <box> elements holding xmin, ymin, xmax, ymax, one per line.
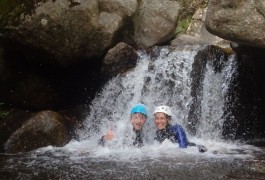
<box><xmin>165</xmin><ymin>115</ymin><xmax>172</xmax><ymax>126</ymax></box>
<box><xmin>166</xmin><ymin>115</ymin><xmax>172</xmax><ymax>121</ymax></box>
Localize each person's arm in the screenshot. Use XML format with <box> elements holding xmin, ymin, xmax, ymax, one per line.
<box><xmin>188</xmin><ymin>142</ymin><xmax>207</xmax><ymax>153</ymax></box>
<box><xmin>98</xmin><ymin>136</ymin><xmax>106</xmax><ymax>146</ymax></box>
<box><xmin>133</xmin><ymin>130</ymin><xmax>144</xmax><ymax>147</ymax></box>
<box><xmin>98</xmin><ymin>128</ymin><xmax>115</xmax><ymax>146</ymax></box>
<box><xmin>171</xmin><ymin>124</ymin><xmax>188</xmax><ymax>148</ymax></box>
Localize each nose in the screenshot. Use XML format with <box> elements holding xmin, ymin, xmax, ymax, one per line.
<box><xmin>155</xmin><ymin>118</ymin><xmax>161</xmax><ymax>122</ymax></box>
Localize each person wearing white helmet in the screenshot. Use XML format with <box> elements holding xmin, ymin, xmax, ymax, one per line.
<box><xmin>154</xmin><ymin>105</ymin><xmax>207</xmax><ymax>152</ymax></box>
<box><xmin>98</xmin><ymin>104</ymin><xmax>148</xmax><ymax>147</ymax></box>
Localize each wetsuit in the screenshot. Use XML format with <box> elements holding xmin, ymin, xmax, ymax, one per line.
<box><xmin>98</xmin><ymin>129</ymin><xmax>144</xmax><ymax>147</ymax></box>
<box><xmin>132</xmin><ymin>129</ymin><xmax>144</xmax><ymax>147</ymax></box>
<box><xmin>155</xmin><ymin>124</ymin><xmax>188</xmax><ymax>148</ymax></box>
<box><xmin>155</xmin><ymin>124</ymin><xmax>207</xmax><ymax>152</ymax></box>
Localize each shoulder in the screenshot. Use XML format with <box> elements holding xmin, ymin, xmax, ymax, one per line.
<box><xmin>170</xmin><ymin>124</ymin><xmax>183</xmax><ymax>130</ymax></box>
<box><xmin>170</xmin><ymin>124</ymin><xmax>186</xmax><ymax>133</ymax></box>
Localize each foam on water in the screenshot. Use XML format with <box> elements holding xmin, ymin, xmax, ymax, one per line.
<box><xmin>33</xmin><ymin>45</ymin><xmax>262</xmax><ymax>161</ymax></box>
<box><xmin>33</xmin><ymin>137</ymin><xmax>261</xmax><ymax>163</ymax></box>
<box><xmin>2</xmin><ymin>45</ymin><xmax>264</xmax><ymax>179</ymax></box>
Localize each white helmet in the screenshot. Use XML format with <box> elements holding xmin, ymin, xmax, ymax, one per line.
<box><xmin>154</xmin><ymin>105</ymin><xmax>173</xmax><ymax>117</ymax></box>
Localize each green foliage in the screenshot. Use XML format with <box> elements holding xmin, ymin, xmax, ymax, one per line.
<box><xmin>175</xmin><ymin>16</ymin><xmax>192</xmax><ymax>35</ymax></box>
<box><xmin>0</xmin><ymin>103</ymin><xmax>9</xmax><ymax>119</ymax></box>
<box><xmin>175</xmin><ymin>0</ymin><xmax>208</xmax><ymax>35</ymax></box>
<box><xmin>0</xmin><ymin>0</ymin><xmax>40</xmax><ymax>30</ymax></box>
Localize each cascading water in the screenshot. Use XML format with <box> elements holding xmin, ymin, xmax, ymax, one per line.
<box><xmin>79</xmin><ymin>45</ymin><xmax>237</xmax><ymax>144</ymax></box>
<box><xmin>196</xmin><ymin>55</ymin><xmax>238</xmax><ymax>140</ymax></box>
<box><xmin>1</xmin><ymin>45</ymin><xmax>264</xmax><ymax>179</ymax></box>
<box><xmin>77</xmin><ymin>45</ymin><xmax>201</xmax><ymax>148</ymax></box>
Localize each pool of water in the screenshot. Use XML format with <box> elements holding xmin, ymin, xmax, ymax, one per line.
<box><xmin>1</xmin><ymin>140</ymin><xmax>264</xmax><ymax>179</ymax></box>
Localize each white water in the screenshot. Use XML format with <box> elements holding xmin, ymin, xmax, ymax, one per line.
<box><xmin>196</xmin><ymin>55</ymin><xmax>238</xmax><ymax>140</ymax></box>
<box><xmin>37</xmin><ymin>45</ymin><xmax>261</xmax><ymax>160</ymax></box>
<box><xmin>3</xmin><ymin>45</ymin><xmax>264</xmax><ymax>180</ymax></box>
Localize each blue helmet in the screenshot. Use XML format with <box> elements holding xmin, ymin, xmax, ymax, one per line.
<box><xmin>130</xmin><ymin>104</ymin><xmax>148</xmax><ymax>117</ymax></box>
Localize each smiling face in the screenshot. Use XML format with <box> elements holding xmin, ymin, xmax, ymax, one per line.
<box><xmin>130</xmin><ymin>113</ymin><xmax>147</xmax><ymax>131</ymax></box>
<box><xmin>155</xmin><ymin>112</ymin><xmax>169</xmax><ymax>130</ymax></box>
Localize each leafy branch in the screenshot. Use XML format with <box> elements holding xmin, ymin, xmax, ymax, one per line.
<box><xmin>0</xmin><ymin>103</ymin><xmax>9</xmax><ymax>119</ymax></box>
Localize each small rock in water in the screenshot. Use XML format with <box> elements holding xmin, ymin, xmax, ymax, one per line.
<box><xmin>197</xmin><ymin>145</ymin><xmax>207</xmax><ymax>153</ymax></box>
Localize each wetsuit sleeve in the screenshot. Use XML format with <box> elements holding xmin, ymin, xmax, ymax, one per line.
<box><xmin>98</xmin><ymin>136</ymin><xmax>105</xmax><ymax>146</ymax></box>
<box><xmin>171</xmin><ymin>124</ymin><xmax>188</xmax><ymax>148</ymax></box>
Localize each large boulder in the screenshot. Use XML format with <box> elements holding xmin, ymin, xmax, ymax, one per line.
<box><xmin>4</xmin><ymin>110</ymin><xmax>68</xmax><ymax>153</ymax></box>
<box><xmin>205</xmin><ymin>0</ymin><xmax>265</xmax><ymax>48</ymax></box>
<box><xmin>101</xmin><ymin>42</ymin><xmax>137</xmax><ymax>77</ymax></box>
<box><xmin>0</xmin><ymin>109</ymin><xmax>31</xmax><ymax>152</ymax></box>
<box><xmin>0</xmin><ymin>0</ymin><xmax>137</xmax><ymax>67</ymax></box>
<box><xmin>0</xmin><ymin>0</ymin><xmax>182</xmax><ymax>66</ymax></box>
<box><xmin>132</xmin><ymin>0</ymin><xmax>180</xmax><ymax>48</ymax></box>
<box><xmin>99</xmin><ymin>0</ymin><xmax>138</xmax><ymax>17</ymax></box>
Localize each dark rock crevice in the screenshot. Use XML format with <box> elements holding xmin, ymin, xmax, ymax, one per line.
<box><xmin>225</xmin><ymin>45</ymin><xmax>265</xmax><ymax>140</ymax></box>
<box><xmin>0</xmin><ymin>43</ymin><xmax>103</xmax><ymax>111</ymax></box>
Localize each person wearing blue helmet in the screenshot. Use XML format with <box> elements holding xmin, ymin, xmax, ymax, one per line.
<box><xmin>98</xmin><ymin>104</ymin><xmax>148</xmax><ymax>147</ymax></box>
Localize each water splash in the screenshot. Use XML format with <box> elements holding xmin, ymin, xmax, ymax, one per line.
<box><xmin>1</xmin><ymin>45</ymin><xmax>263</xmax><ymax>179</ymax></box>
<box><xmin>196</xmin><ymin>55</ymin><xmax>238</xmax><ymax>140</ymax></box>
<box><xmin>78</xmin><ymin>45</ymin><xmax>202</xmax><ymax>144</ymax></box>
<box><xmin>74</xmin><ymin>44</ymin><xmax>253</xmax><ymax>155</ymax></box>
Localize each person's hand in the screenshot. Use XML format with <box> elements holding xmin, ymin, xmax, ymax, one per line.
<box><xmin>197</xmin><ymin>145</ymin><xmax>207</xmax><ymax>153</ymax></box>
<box><xmin>104</xmin><ymin>128</ymin><xmax>115</xmax><ymax>141</ymax></box>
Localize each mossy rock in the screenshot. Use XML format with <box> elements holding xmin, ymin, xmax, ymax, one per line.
<box><xmin>0</xmin><ymin>0</ymin><xmax>42</xmax><ymax>31</ymax></box>
<box><xmin>4</xmin><ymin>110</ymin><xmax>68</xmax><ymax>153</ymax></box>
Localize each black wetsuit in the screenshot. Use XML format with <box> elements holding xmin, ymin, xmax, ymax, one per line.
<box><xmin>155</xmin><ymin>125</ymin><xmax>177</xmax><ymax>143</ymax></box>
<box><xmin>132</xmin><ymin>129</ymin><xmax>144</xmax><ymax>147</ymax></box>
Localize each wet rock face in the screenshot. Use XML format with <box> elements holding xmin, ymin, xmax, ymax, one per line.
<box><xmin>0</xmin><ymin>110</ymin><xmax>31</xmax><ymax>153</ymax></box>
<box><xmin>187</xmin><ymin>45</ymin><xmax>230</xmax><ymax>135</ymax></box>
<box><xmin>187</xmin><ymin>44</ymin><xmax>265</xmax><ymax>140</ymax></box>
<box><xmin>0</xmin><ymin>0</ymin><xmax>181</xmax><ymax>67</ymax></box>
<box><xmin>4</xmin><ymin>110</ymin><xmax>68</xmax><ymax>153</ymax></box>
<box><xmin>205</xmin><ymin>0</ymin><xmax>265</xmax><ymax>48</ymax></box>
<box><xmin>99</xmin><ymin>0</ymin><xmax>138</xmax><ymax>17</ymax></box>
<box><xmin>0</xmin><ymin>0</ymin><xmax>132</xmax><ymax>67</ymax></box>
<box><xmin>224</xmin><ymin>45</ymin><xmax>265</xmax><ymax>140</ymax></box>
<box><xmin>101</xmin><ymin>42</ymin><xmax>137</xmax><ymax>77</ymax></box>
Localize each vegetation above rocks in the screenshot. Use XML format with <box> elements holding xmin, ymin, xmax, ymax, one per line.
<box><xmin>0</xmin><ymin>0</ymin><xmax>42</xmax><ymax>30</ymax></box>
<box><xmin>176</xmin><ymin>0</ymin><xmax>208</xmax><ymax>35</ymax></box>
<box><xmin>175</xmin><ymin>15</ymin><xmax>192</xmax><ymax>35</ymax></box>
<box><xmin>0</xmin><ymin>103</ymin><xmax>9</xmax><ymax>119</ymax></box>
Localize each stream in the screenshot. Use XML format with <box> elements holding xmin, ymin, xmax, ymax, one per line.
<box><xmin>1</xmin><ymin>45</ymin><xmax>265</xmax><ymax>179</ymax></box>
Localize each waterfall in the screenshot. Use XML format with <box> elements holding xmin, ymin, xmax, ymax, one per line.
<box><xmin>2</xmin><ymin>45</ymin><xmax>263</xmax><ymax>180</ymax></box>
<box><xmin>196</xmin><ymin>55</ymin><xmax>238</xmax><ymax>139</ymax></box>
<box><xmin>78</xmin><ymin>45</ymin><xmax>238</xmax><ymax>145</ymax></box>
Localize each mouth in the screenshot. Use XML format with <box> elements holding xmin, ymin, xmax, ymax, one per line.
<box><xmin>156</xmin><ymin>123</ymin><xmax>165</xmax><ymax>129</ymax></box>
<box><xmin>134</xmin><ymin>124</ymin><xmax>142</xmax><ymax>129</ymax></box>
